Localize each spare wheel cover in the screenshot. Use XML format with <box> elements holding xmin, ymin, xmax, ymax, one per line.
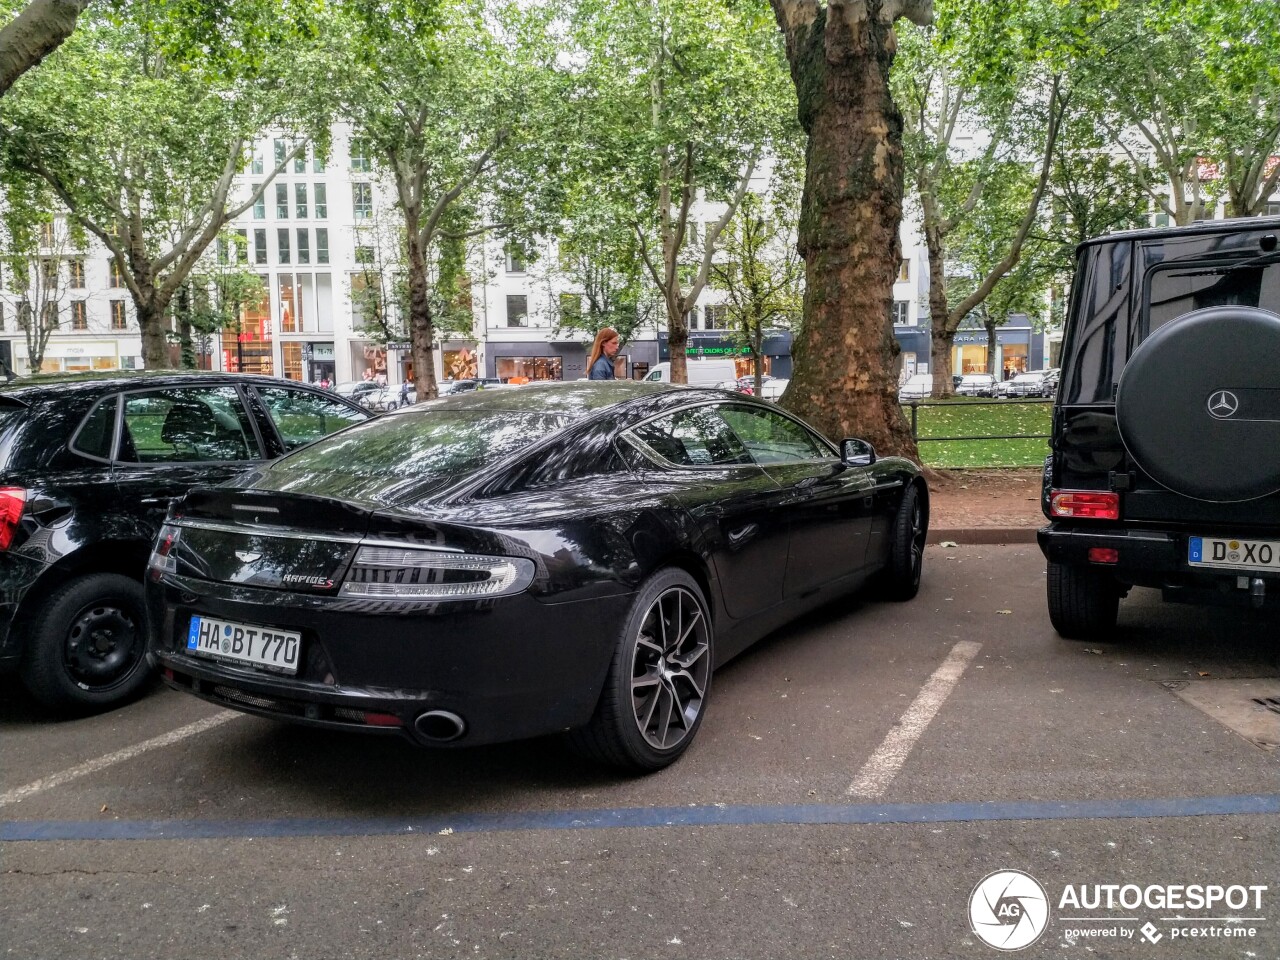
<box><xmin>1116</xmin><ymin>305</ymin><xmax>1280</xmax><ymax>502</ymax></box>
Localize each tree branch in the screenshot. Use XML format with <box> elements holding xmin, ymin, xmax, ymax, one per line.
<box><xmin>0</xmin><ymin>0</ymin><xmax>90</xmax><ymax>98</ymax></box>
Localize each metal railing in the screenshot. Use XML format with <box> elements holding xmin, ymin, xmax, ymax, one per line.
<box><xmin>901</xmin><ymin>396</ymin><xmax>1054</xmax><ymax>443</ymax></box>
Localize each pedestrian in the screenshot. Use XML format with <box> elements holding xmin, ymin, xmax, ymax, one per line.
<box><xmin>400</xmin><ymin>376</ymin><xmax>412</xmax><ymax>407</ymax></box>
<box><xmin>587</xmin><ymin>327</ymin><xmax>620</xmax><ymax>381</ymax></box>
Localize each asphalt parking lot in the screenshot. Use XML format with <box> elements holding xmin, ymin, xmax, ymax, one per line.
<box><xmin>3</xmin><ymin>544</ymin><xmax>1279</xmax><ymax>959</ymax></box>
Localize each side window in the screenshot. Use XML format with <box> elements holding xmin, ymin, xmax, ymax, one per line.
<box><xmin>256</xmin><ymin>387</ymin><xmax>368</xmax><ymax>452</ymax></box>
<box><xmin>719</xmin><ymin>406</ymin><xmax>833</xmax><ymax>464</ymax></box>
<box><xmin>70</xmin><ymin>395</ymin><xmax>117</xmax><ymax>461</ymax></box>
<box><xmin>627</xmin><ymin>406</ymin><xmax>752</xmax><ymax>467</ymax></box>
<box><xmin>118</xmin><ymin>387</ymin><xmax>259</xmax><ymax>463</ymax></box>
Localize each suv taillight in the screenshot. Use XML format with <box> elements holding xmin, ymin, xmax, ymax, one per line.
<box><xmin>148</xmin><ymin>524</ymin><xmax>181</xmax><ymax>581</ymax></box>
<box><xmin>1050</xmin><ymin>489</ymin><xmax>1120</xmax><ymax>520</ymax></box>
<box><xmin>0</xmin><ymin>487</ymin><xmax>27</xmax><ymax>550</ymax></box>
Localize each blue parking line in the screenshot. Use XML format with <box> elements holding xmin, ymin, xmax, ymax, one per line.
<box><xmin>3</xmin><ymin>794</ymin><xmax>1279</xmax><ymax>842</ymax></box>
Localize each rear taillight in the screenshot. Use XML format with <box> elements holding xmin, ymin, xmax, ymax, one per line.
<box><xmin>0</xmin><ymin>487</ymin><xmax>27</xmax><ymax>550</ymax></box>
<box><xmin>148</xmin><ymin>524</ymin><xmax>182</xmax><ymax>581</ymax></box>
<box><xmin>1049</xmin><ymin>489</ymin><xmax>1120</xmax><ymax>521</ymax></box>
<box><xmin>340</xmin><ymin>546</ymin><xmax>536</xmax><ymax>600</ymax></box>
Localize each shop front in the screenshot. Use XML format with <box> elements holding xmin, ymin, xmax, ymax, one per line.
<box><xmin>11</xmin><ymin>338</ymin><xmax>136</xmax><ymax>374</ymax></box>
<box><xmin>221</xmin><ymin>290</ymin><xmax>273</xmax><ymax>375</ymax></box>
<box><xmin>951</xmin><ymin>317</ymin><xmax>1044</xmax><ymax>379</ymax></box>
<box><xmin>657</xmin><ymin>330</ymin><xmax>792</xmax><ymax>378</ymax></box>
<box><xmin>485</xmin><ymin>339</ymin><xmax>660</xmax><ymax>382</ymax></box>
<box><xmin>893</xmin><ymin>326</ymin><xmax>931</xmax><ymax>377</ymax></box>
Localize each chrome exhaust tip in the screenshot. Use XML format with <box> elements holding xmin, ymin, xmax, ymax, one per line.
<box><xmin>414</xmin><ymin>710</ymin><xmax>466</xmax><ymax>743</ymax></box>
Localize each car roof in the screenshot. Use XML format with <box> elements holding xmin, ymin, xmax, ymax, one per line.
<box><xmin>399</xmin><ymin>380</ymin><xmax>706</xmax><ymax>418</ymax></box>
<box><xmin>1077</xmin><ymin>214</ymin><xmax>1280</xmax><ymax>250</ymax></box>
<box><xmin>0</xmin><ymin>370</ymin><xmax>327</xmax><ymax>403</ymax></box>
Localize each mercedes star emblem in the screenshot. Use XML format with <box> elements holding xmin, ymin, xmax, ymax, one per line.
<box><xmin>235</xmin><ymin>550</ymin><xmax>263</xmax><ymax>563</ymax></box>
<box><xmin>1207</xmin><ymin>390</ymin><xmax>1240</xmax><ymax>419</ymax></box>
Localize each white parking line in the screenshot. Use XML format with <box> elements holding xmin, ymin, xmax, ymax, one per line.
<box><xmin>0</xmin><ymin>711</ymin><xmax>240</xmax><ymax>808</ymax></box>
<box><xmin>847</xmin><ymin>640</ymin><xmax>982</xmax><ymax>798</ymax></box>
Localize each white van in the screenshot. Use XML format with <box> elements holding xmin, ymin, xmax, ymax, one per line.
<box><xmin>643</xmin><ymin>359</ymin><xmax>739</xmax><ymax>387</ymax></box>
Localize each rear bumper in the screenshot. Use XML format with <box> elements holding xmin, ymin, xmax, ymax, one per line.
<box><xmin>1038</xmin><ymin>523</ymin><xmax>1280</xmax><ymax>608</ymax></box>
<box><xmin>147</xmin><ymin>575</ymin><xmax>635</xmax><ymax>748</ymax></box>
<box><xmin>0</xmin><ymin>552</ymin><xmax>49</xmax><ymax>668</ymax></box>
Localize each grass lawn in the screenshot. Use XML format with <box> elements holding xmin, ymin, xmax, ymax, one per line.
<box><xmin>904</xmin><ymin>397</ymin><xmax>1052</xmax><ymax>468</ymax></box>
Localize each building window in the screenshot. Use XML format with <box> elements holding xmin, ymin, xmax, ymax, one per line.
<box><xmin>109</xmin><ymin>257</ymin><xmax>124</xmax><ymax>287</ymax></box>
<box><xmin>276</xmin><ymin>182</ymin><xmax>289</xmax><ymax>219</ymax></box>
<box><xmin>705</xmin><ymin>304</ymin><xmax>728</xmax><ymax>330</ymax></box>
<box><xmin>235</xmin><ymin>229</ymin><xmax>249</xmax><ymax>264</ymax></box>
<box><xmin>293</xmin><ymin>151</ymin><xmax>306</xmax><ymax>174</ymax></box>
<box><xmin>42</xmin><ymin>301</ymin><xmax>59</xmax><ymax>327</ymax></box>
<box><xmin>352</xmin><ymin>183</ymin><xmax>372</xmax><ymax>221</ymax></box>
<box><xmin>277</xmin><ymin>228</ymin><xmax>291</xmax><ymax>265</ymax></box>
<box><xmin>314</xmin><ymin>183</ymin><xmax>327</xmax><ymax>219</ymax></box>
<box><xmin>252</xmin><ymin>185</ymin><xmax>265</xmax><ymax>219</ymax></box>
<box><xmin>312</xmin><ymin>154</ymin><xmax>325</xmax><ymax>174</ymax></box>
<box><xmin>297</xmin><ymin>228</ymin><xmax>310</xmax><ymax>265</ymax></box>
<box><xmin>892</xmin><ymin>300</ymin><xmax>909</xmax><ymax>325</ymax></box>
<box><xmin>110</xmin><ymin>300</ymin><xmax>126</xmax><ymax>330</ymax></box>
<box><xmin>506</xmin><ymin>295</ymin><xmax>528</xmax><ymax>327</ymax></box>
<box><xmin>254</xmin><ymin>228</ymin><xmax>268</xmax><ymax>265</ymax></box>
<box><xmin>278</xmin><ymin>273</ymin><xmax>301</xmax><ymax>333</ymax></box>
<box><xmin>250</xmin><ymin>152</ymin><xmax>264</xmax><ymax>175</ymax></box>
<box><xmin>316</xmin><ymin>228</ymin><xmax>329</xmax><ymax>265</ymax></box>
<box><xmin>71</xmin><ymin>300</ymin><xmax>87</xmax><ymax>330</ymax></box>
<box><xmin>40</xmin><ymin>222</ymin><xmax>55</xmax><ymax>247</ymax></box>
<box><xmin>505</xmin><ymin>248</ymin><xmax>525</xmax><ymax>273</ymax></box>
<box><xmin>1266</xmin><ymin>201</ymin><xmax>1280</xmax><ymax>217</ymax></box>
<box><xmin>68</xmin><ymin>258</ymin><xmax>85</xmax><ymax>288</ymax></box>
<box><xmin>354</xmin><ymin>244</ymin><xmax>375</xmax><ymax>265</ymax></box>
<box><xmin>350</xmin><ymin>138</ymin><xmax>371</xmax><ymax>173</ymax></box>
<box><xmin>273</xmin><ymin>139</ymin><xmax>286</xmax><ymax>166</ymax></box>
<box><xmin>295</xmin><ymin>183</ymin><xmax>308</xmax><ymax>219</ymax></box>
<box><xmin>898</xmin><ymin>259</ymin><xmax>910</xmax><ymax>282</ymax></box>
<box><xmin>41</xmin><ymin>258</ymin><xmax>59</xmax><ymax>285</ymax></box>
<box><xmin>0</xmin><ymin>302</ymin><xmax>4</xmax><ymax>330</ymax></box>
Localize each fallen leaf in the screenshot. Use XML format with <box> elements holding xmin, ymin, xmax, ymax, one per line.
<box><xmin>996</xmin><ymin>609</ymin><xmax>1012</xmax><ymax>615</ymax></box>
<box><xmin>1085</xmin><ymin>648</ymin><xmax>1103</xmax><ymax>655</ymax></box>
<box><xmin>100</xmin><ymin>804</ymin><xmax>109</xmax><ymax>813</ymax></box>
<box><xmin>1198</xmin><ymin>671</ymin><xmax>1211</xmax><ymax>677</ymax></box>
<box><xmin>940</xmin><ymin>540</ymin><xmax>959</xmax><ymax>548</ymax></box>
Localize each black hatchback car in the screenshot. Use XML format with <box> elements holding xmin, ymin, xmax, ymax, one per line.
<box><xmin>0</xmin><ymin>372</ymin><xmax>369</xmax><ymax>711</ymax></box>
<box><xmin>1040</xmin><ymin>217</ymin><xmax>1280</xmax><ymax>636</ymax></box>
<box><xmin>147</xmin><ymin>382</ymin><xmax>928</xmax><ymax>772</ymax></box>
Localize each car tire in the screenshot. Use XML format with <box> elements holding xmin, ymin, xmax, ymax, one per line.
<box><xmin>568</xmin><ymin>568</ymin><xmax>713</xmax><ymax>773</ymax></box>
<box><xmin>20</xmin><ymin>573</ymin><xmax>151</xmax><ymax>712</ymax></box>
<box><xmin>879</xmin><ymin>482</ymin><xmax>927</xmax><ymax>601</ymax></box>
<box><xmin>1046</xmin><ymin>561</ymin><xmax>1119</xmax><ymax>640</ymax></box>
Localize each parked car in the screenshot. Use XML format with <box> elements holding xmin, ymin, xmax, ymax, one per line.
<box><xmin>0</xmin><ymin>372</ymin><xmax>370</xmax><ymax>711</ymax></box>
<box><xmin>147</xmin><ymin>381</ymin><xmax>929</xmax><ymax>772</ymax></box>
<box><xmin>898</xmin><ymin>373</ymin><xmax>933</xmax><ymax>402</ymax></box>
<box><xmin>955</xmin><ymin>373</ymin><xmax>998</xmax><ymax>397</ymax></box>
<box><xmin>760</xmin><ymin>378</ymin><xmax>789</xmax><ymax>400</ymax></box>
<box><xmin>332</xmin><ymin>380</ymin><xmax>384</xmax><ymax>404</ymax></box>
<box><xmin>1039</xmin><ymin>215</ymin><xmax>1280</xmax><ymax>637</ymax></box>
<box><xmin>1001</xmin><ymin>371</ymin><xmax>1050</xmax><ymax>398</ymax></box>
<box><xmin>1038</xmin><ymin>368</ymin><xmax>1060</xmax><ymax>398</ymax></box>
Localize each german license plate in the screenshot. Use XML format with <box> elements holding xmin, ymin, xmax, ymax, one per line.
<box><xmin>1188</xmin><ymin>537</ymin><xmax>1280</xmax><ymax>572</ymax></box>
<box><xmin>186</xmin><ymin>615</ymin><xmax>301</xmax><ymax>674</ymax></box>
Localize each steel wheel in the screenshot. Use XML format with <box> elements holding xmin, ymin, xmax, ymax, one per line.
<box><xmin>64</xmin><ymin>601</ymin><xmax>141</xmax><ymax>689</ymax></box>
<box><xmin>630</xmin><ymin>586</ymin><xmax>710</xmax><ymax>751</ymax></box>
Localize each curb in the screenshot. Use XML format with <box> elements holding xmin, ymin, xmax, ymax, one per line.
<box><xmin>927</xmin><ymin>527</ymin><xmax>1040</xmax><ymax>546</ymax></box>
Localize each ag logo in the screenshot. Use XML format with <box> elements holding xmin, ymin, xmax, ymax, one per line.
<box><xmin>968</xmin><ymin>869</ymin><xmax>1050</xmax><ymax>951</ymax></box>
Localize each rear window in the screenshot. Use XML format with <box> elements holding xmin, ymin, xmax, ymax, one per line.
<box><xmin>0</xmin><ymin>399</ymin><xmax>29</xmax><ymax>470</ymax></box>
<box><xmin>1147</xmin><ymin>256</ymin><xmax>1280</xmax><ymax>333</ymax></box>
<box><xmin>268</xmin><ymin>409</ymin><xmax>572</xmax><ymax>486</ymax></box>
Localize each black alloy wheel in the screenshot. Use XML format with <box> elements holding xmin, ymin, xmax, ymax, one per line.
<box><xmin>880</xmin><ymin>482</ymin><xmax>927</xmax><ymax>601</ymax></box>
<box><xmin>569</xmin><ymin>568</ymin><xmax>713</xmax><ymax>773</ymax></box>
<box><xmin>20</xmin><ymin>573</ymin><xmax>151</xmax><ymax>712</ymax></box>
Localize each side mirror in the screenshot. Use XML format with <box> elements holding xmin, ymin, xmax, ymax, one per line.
<box><xmin>841</xmin><ymin>438</ymin><xmax>876</xmax><ymax>467</ymax></box>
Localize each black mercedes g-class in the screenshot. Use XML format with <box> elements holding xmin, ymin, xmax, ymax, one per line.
<box><xmin>1039</xmin><ymin>216</ymin><xmax>1280</xmax><ymax>637</ymax></box>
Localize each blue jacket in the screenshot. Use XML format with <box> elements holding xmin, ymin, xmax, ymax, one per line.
<box><xmin>588</xmin><ymin>355</ymin><xmax>616</xmax><ymax>380</ymax></box>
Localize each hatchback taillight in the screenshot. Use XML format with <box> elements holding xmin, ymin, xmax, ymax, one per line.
<box><xmin>1049</xmin><ymin>489</ymin><xmax>1120</xmax><ymax>520</ymax></box>
<box><xmin>148</xmin><ymin>524</ymin><xmax>181</xmax><ymax>581</ymax></box>
<box><xmin>0</xmin><ymin>487</ymin><xmax>27</xmax><ymax>550</ymax></box>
